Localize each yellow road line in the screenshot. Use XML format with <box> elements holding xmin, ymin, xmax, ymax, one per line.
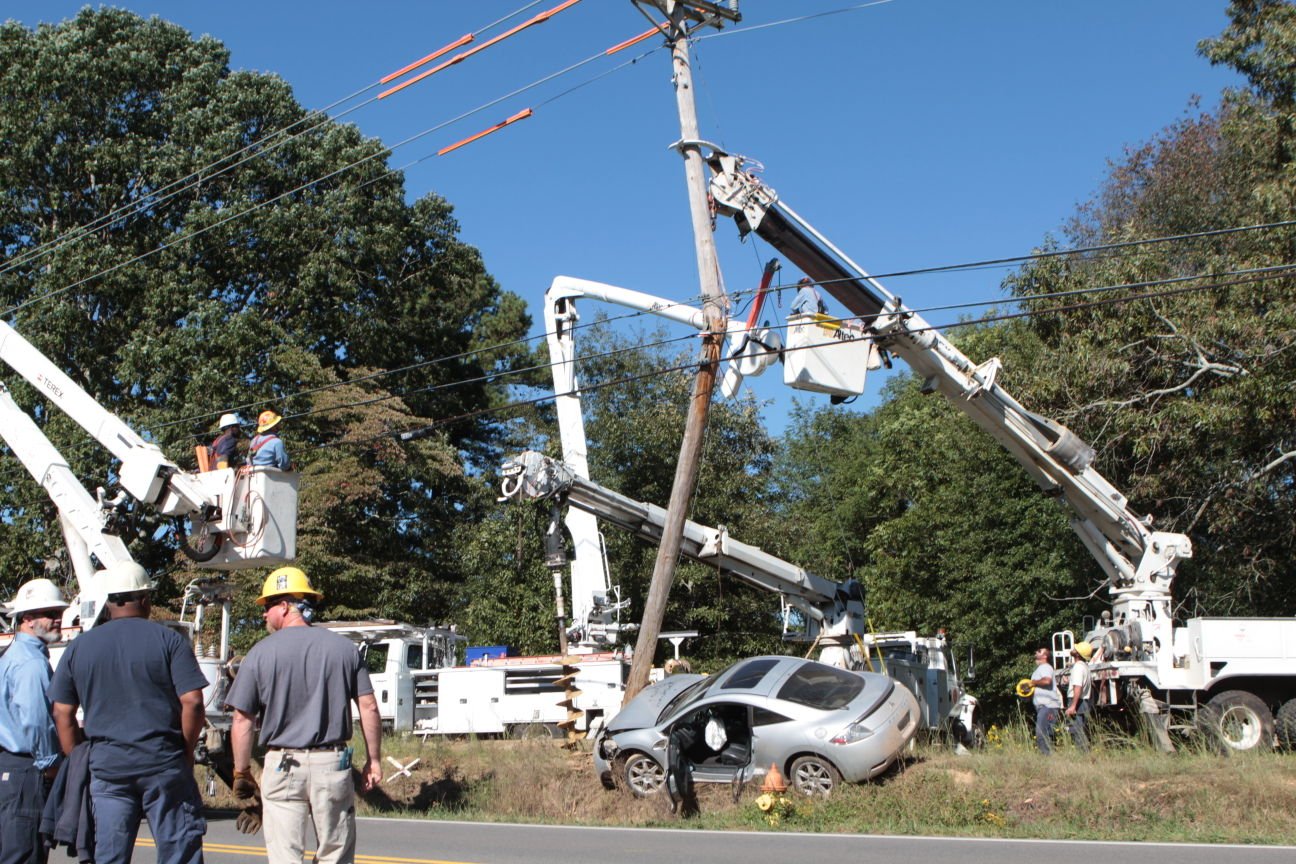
<box><xmin>134</xmin><ymin>838</ymin><xmax>475</xmax><ymax>864</ymax></box>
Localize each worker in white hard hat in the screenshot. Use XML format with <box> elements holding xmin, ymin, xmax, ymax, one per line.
<box><xmin>1065</xmin><ymin>641</ymin><xmax>1095</xmax><ymax>752</ymax></box>
<box><xmin>210</xmin><ymin>412</ymin><xmax>243</xmax><ymax>470</ymax></box>
<box><xmin>224</xmin><ymin>566</ymin><xmax>382</xmax><ymax>862</ymax></box>
<box><xmin>0</xmin><ymin>578</ymin><xmax>69</xmax><ymax>864</ymax></box>
<box><xmin>48</xmin><ymin>562</ymin><xmax>208</xmax><ymax>864</ymax></box>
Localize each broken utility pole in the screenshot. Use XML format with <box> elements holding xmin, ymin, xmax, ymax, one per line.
<box><xmin>622</xmin><ymin>0</ymin><xmax>741</xmax><ymax>703</ymax></box>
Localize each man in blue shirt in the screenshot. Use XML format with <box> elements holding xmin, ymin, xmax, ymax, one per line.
<box><xmin>0</xmin><ymin>578</ymin><xmax>69</xmax><ymax>864</ymax></box>
<box><xmin>209</xmin><ymin>413</ymin><xmax>243</xmax><ymax>470</ymax></box>
<box><xmin>48</xmin><ymin>562</ymin><xmax>209</xmax><ymax>864</ymax></box>
<box><xmin>249</xmin><ymin>410</ymin><xmax>291</xmax><ymax>471</ymax></box>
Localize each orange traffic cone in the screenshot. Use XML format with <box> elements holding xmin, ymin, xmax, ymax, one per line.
<box><xmin>761</xmin><ymin>762</ymin><xmax>787</xmax><ymax>793</ymax></box>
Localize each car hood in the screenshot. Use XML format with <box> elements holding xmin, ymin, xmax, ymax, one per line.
<box><xmin>604</xmin><ymin>674</ymin><xmax>704</xmax><ymax>733</ymax></box>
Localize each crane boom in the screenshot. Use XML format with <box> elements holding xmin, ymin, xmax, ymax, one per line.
<box><xmin>0</xmin><ymin>316</ymin><xmax>299</xmax><ymax>625</ymax></box>
<box><xmin>502</xmin><ymin>450</ymin><xmax>865</xmax><ymax>662</ymax></box>
<box><xmin>705</xmin><ymin>150</ymin><xmax>1191</xmax><ymax>637</ymax></box>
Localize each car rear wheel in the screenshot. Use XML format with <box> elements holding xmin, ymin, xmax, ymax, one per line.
<box><xmin>788</xmin><ymin>755</ymin><xmax>841</xmax><ymax>797</ymax></box>
<box><xmin>621</xmin><ymin>752</ymin><xmax>665</xmax><ymax>798</ymax></box>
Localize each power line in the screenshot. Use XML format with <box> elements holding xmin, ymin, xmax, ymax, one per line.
<box><xmin>0</xmin><ymin>260</ymin><xmax>1288</xmax><ymax>493</ymax></box>
<box><xmin>133</xmin><ymin>254</ymin><xmax>1296</xmax><ymax>440</ymax></box>
<box><xmin>0</xmin><ymin>1</ymin><xmax>555</xmax><ymax>280</ymax></box>
<box><xmin>314</xmin><ymin>263</ymin><xmax>1295</xmax><ymax>453</ymax></box>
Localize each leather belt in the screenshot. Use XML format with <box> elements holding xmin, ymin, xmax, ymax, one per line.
<box><xmin>267</xmin><ymin>743</ymin><xmax>347</xmax><ymax>752</ymax></box>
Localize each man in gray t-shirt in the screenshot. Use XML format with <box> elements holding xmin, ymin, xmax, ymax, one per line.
<box><xmin>224</xmin><ymin>567</ymin><xmax>381</xmax><ymax>864</ymax></box>
<box><xmin>1030</xmin><ymin>647</ymin><xmax>1061</xmax><ymax>755</ymax></box>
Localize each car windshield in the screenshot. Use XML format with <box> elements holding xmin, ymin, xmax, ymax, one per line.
<box><xmin>655</xmin><ymin>661</ymin><xmax>741</xmax><ymax>723</ymax></box>
<box><xmin>776</xmin><ymin>662</ymin><xmax>865</xmax><ymax>710</ymax></box>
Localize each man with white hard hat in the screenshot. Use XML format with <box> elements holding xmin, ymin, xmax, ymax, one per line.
<box><xmin>48</xmin><ymin>562</ymin><xmax>208</xmax><ymax>864</ymax></box>
<box><xmin>0</xmin><ymin>578</ymin><xmax>68</xmax><ymax>864</ymax></box>
<box><xmin>210</xmin><ymin>413</ymin><xmax>243</xmax><ymax>470</ymax></box>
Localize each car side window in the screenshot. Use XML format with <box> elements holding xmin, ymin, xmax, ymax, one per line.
<box><xmin>721</xmin><ymin>658</ymin><xmax>780</xmax><ymax>690</ymax></box>
<box><xmin>752</xmin><ymin>707</ymin><xmax>792</xmax><ymax>726</ymax></box>
<box><xmin>776</xmin><ymin>662</ymin><xmax>864</xmax><ymax>709</ymax></box>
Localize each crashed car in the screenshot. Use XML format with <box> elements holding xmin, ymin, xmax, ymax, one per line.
<box><xmin>594</xmin><ymin>655</ymin><xmax>920</xmax><ymax>797</ymax></box>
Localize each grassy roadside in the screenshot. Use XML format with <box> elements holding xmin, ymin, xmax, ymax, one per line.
<box><xmin>203</xmin><ymin>721</ymin><xmax>1296</xmax><ymax>844</ymax></box>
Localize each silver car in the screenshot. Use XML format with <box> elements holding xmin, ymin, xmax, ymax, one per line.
<box><xmin>594</xmin><ymin>655</ymin><xmax>920</xmax><ymax>797</ymax></box>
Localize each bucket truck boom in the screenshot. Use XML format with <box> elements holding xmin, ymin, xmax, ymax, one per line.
<box><xmin>703</xmin><ymin>148</ymin><xmax>1296</xmax><ymax>751</ymax></box>
<box><xmin>0</xmin><ymin>319</ymin><xmax>299</xmax><ymax>627</ymax></box>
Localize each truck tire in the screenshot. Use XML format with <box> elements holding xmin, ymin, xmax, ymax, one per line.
<box><xmin>1276</xmin><ymin>699</ymin><xmax>1296</xmax><ymax>750</ymax></box>
<box><xmin>1205</xmin><ymin>690</ymin><xmax>1275</xmax><ymax>752</ymax></box>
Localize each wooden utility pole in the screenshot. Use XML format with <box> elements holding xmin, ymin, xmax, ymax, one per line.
<box><xmin>623</xmin><ymin>0</ymin><xmax>740</xmax><ymax>703</ymax></box>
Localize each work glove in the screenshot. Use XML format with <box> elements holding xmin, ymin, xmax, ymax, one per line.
<box><xmin>235</xmin><ymin>802</ymin><xmax>262</xmax><ymax>835</ymax></box>
<box><xmin>232</xmin><ymin>768</ymin><xmax>260</xmax><ymax>801</ymax></box>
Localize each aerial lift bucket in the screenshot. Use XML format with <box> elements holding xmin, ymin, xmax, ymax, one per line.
<box><xmin>187</xmin><ymin>467</ymin><xmax>300</xmax><ymax>570</ymax></box>
<box><xmin>783</xmin><ymin>313</ymin><xmax>877</xmax><ymax>398</ymax></box>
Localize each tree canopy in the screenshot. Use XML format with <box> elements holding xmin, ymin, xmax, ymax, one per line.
<box><xmin>0</xmin><ymin>9</ymin><xmax>532</xmax><ymax>628</ymax></box>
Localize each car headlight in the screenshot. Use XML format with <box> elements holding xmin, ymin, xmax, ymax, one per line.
<box><xmin>829</xmin><ymin>719</ymin><xmax>875</xmax><ymax>745</ymax></box>
<box><xmin>597</xmin><ymin>735</ymin><xmax>620</xmax><ymax>760</ymax></box>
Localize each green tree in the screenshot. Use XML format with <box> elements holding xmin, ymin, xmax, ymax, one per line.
<box><xmin>1003</xmin><ymin>5</ymin><xmax>1296</xmax><ymax>617</ymax></box>
<box><xmin>0</xmin><ymin>9</ymin><xmax>533</xmax><ymax>626</ymax></box>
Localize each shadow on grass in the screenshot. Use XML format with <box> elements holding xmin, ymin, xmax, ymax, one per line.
<box><xmin>360</xmin><ymin>767</ymin><xmax>485</xmax><ymax>813</ymax></box>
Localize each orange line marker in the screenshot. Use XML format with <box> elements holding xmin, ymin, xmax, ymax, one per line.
<box><xmin>437</xmin><ymin>108</ymin><xmax>534</xmax><ymax>156</ymax></box>
<box><xmin>381</xmin><ymin>34</ymin><xmax>474</xmax><ymax>85</ymax></box>
<box><xmin>606</xmin><ymin>23</ymin><xmax>664</xmax><ymax>55</ymax></box>
<box><xmin>380</xmin><ymin>0</ymin><xmax>583</xmax><ymax>100</ymax></box>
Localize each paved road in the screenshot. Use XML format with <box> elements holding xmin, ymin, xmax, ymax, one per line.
<box><xmin>126</xmin><ymin>812</ymin><xmax>1296</xmax><ymax>864</ymax></box>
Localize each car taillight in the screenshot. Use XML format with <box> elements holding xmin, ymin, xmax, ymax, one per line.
<box><xmin>829</xmin><ymin>718</ymin><xmax>875</xmax><ymax>745</ymax></box>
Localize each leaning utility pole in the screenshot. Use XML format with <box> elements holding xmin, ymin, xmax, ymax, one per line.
<box><xmin>623</xmin><ymin>0</ymin><xmax>741</xmax><ymax>703</ymax></box>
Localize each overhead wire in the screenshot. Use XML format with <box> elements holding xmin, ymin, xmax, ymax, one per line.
<box><xmin>130</xmin><ymin>250</ymin><xmax>1296</xmax><ymax>440</ymax></box>
<box><xmin>305</xmin><ymin>262</ymin><xmax>1296</xmax><ymax>453</ymax></box>
<box><xmin>3</xmin><ymin>3</ymin><xmax>1293</xmax><ymax>439</ymax></box>
<box><xmin>1</xmin><ymin>0</ymin><xmax>928</xmax><ymax>319</ymax></box>
<box><xmin>3</xmin><ymin>44</ymin><xmax>672</xmax><ymax>320</ymax></box>
<box><xmin>0</xmin><ymin>259</ymin><xmax>1290</xmax><ymax>493</ymax></box>
<box><xmin>0</xmin><ymin>0</ymin><xmax>553</xmax><ymax>281</ymax></box>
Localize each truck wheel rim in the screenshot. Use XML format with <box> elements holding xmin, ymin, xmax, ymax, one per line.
<box><xmin>1219</xmin><ymin>706</ymin><xmax>1261</xmax><ymax>750</ymax></box>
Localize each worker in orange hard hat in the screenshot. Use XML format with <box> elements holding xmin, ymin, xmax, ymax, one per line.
<box><xmin>249</xmin><ymin>410</ymin><xmax>291</xmax><ymax>471</ymax></box>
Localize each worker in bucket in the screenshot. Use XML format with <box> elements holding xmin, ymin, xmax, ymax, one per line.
<box><xmin>789</xmin><ymin>277</ymin><xmax>827</xmax><ymax>316</ymax></box>
<box><xmin>48</xmin><ymin>561</ymin><xmax>208</xmax><ymax>864</ymax></box>
<box><xmin>210</xmin><ymin>413</ymin><xmax>243</xmax><ymax>470</ymax></box>
<box><xmin>224</xmin><ymin>566</ymin><xmax>382</xmax><ymax>864</ymax></box>
<box><xmin>249</xmin><ymin>410</ymin><xmax>291</xmax><ymax>470</ymax></box>
<box><xmin>0</xmin><ymin>578</ymin><xmax>68</xmax><ymax>864</ymax></box>
<box><xmin>1065</xmin><ymin>641</ymin><xmax>1095</xmax><ymax>752</ymax></box>
<box><xmin>1030</xmin><ymin>647</ymin><xmax>1062</xmax><ymax>755</ymax></box>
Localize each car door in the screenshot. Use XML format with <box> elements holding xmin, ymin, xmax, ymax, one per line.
<box><xmin>666</xmin><ymin>701</ymin><xmax>755</xmax><ymax>785</ymax></box>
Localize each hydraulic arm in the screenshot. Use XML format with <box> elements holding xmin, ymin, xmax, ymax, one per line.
<box><xmin>704</xmin><ymin>149</ymin><xmax>1191</xmax><ymax>644</ymax></box>
<box><xmin>502</xmin><ymin>450</ymin><xmax>865</xmax><ymax>665</ymax></box>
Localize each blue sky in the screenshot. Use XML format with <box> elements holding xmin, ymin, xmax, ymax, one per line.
<box><xmin>4</xmin><ymin>1</ymin><xmax>1243</xmax><ymax>434</ymax></box>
